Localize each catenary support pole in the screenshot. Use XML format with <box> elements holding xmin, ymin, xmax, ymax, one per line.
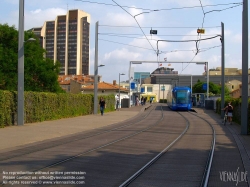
<box><xmin>128</xmin><ymin>62</ymin><xmax>131</xmax><ymax>108</ymax></box>
<box><xmin>241</xmin><ymin>0</ymin><xmax>248</xmax><ymax>135</ymax></box>
<box><xmin>94</xmin><ymin>21</ymin><xmax>99</xmax><ymax>114</ymax></box>
<box><xmin>18</xmin><ymin>0</ymin><xmax>25</xmax><ymax>125</ymax></box>
<box><xmin>221</xmin><ymin>22</ymin><xmax>225</xmax><ymax>119</ymax></box>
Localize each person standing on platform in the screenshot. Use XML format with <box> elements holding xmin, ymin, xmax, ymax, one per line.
<box><xmin>99</xmin><ymin>97</ymin><xmax>106</xmax><ymax>116</ymax></box>
<box><xmin>144</xmin><ymin>97</ymin><xmax>147</xmax><ymax>105</ymax></box>
<box><xmin>115</xmin><ymin>94</ymin><xmax>119</xmax><ymax>110</ymax></box>
<box><xmin>141</xmin><ymin>96</ymin><xmax>144</xmax><ymax>105</ymax></box>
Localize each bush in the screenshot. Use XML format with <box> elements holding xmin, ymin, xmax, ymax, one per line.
<box><xmin>0</xmin><ymin>90</ymin><xmax>115</xmax><ymax>127</ymax></box>
<box><xmin>159</xmin><ymin>99</ymin><xmax>167</xmax><ymax>103</ymax></box>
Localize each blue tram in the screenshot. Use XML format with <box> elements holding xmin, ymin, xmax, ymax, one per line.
<box><xmin>167</xmin><ymin>86</ymin><xmax>192</xmax><ymax>111</ymax></box>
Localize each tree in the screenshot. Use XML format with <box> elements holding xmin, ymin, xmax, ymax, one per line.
<box><xmin>192</xmin><ymin>81</ymin><xmax>220</xmax><ymax>94</ymax></box>
<box><xmin>0</xmin><ymin>24</ymin><xmax>64</xmax><ymax>93</ymax></box>
<box><xmin>192</xmin><ymin>80</ymin><xmax>230</xmax><ymax>96</ymax></box>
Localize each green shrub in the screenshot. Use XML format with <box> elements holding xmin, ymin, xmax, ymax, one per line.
<box><xmin>0</xmin><ymin>90</ymin><xmax>115</xmax><ymax>127</ymax></box>
<box><xmin>159</xmin><ymin>99</ymin><xmax>167</xmax><ymax>103</ymax></box>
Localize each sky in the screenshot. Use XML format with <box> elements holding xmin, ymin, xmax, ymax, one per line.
<box><xmin>0</xmin><ymin>0</ymin><xmax>247</xmax><ymax>83</ymax></box>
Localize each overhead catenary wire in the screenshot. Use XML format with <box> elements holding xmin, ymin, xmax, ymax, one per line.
<box><xmin>112</xmin><ymin>0</ymin><xmax>157</xmax><ymax>55</ymax></box>
<box><xmin>182</xmin><ymin>1</ymin><xmax>242</xmax><ymax>72</ymax></box>
<box><xmin>76</xmin><ymin>0</ymin><xmax>240</xmax><ymax>73</ymax></box>
<box><xmin>196</xmin><ymin>0</ymin><xmax>206</xmax><ymax>55</ymax></box>
<box><xmin>75</xmin><ymin>0</ymin><xmax>242</xmax><ymax>12</ymax></box>
<box><xmin>99</xmin><ymin>33</ymin><xmax>221</xmax><ymax>38</ymax></box>
<box><xmin>99</xmin><ymin>38</ymin><xmax>221</xmax><ymax>53</ymax></box>
<box><xmin>99</xmin><ymin>38</ymin><xmax>155</xmax><ymax>51</ymax></box>
<box><xmin>99</xmin><ymin>25</ymin><xmax>221</xmax><ymax>28</ymax></box>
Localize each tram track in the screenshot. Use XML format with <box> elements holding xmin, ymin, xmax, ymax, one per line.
<box><xmin>204</xmin><ymin>112</ymin><xmax>250</xmax><ymax>186</ymax></box>
<box><xmin>1</xmin><ymin>105</ymin><xmax>216</xmax><ymax>187</ymax></box>
<box><xmin>119</xmin><ymin>110</ymin><xmax>215</xmax><ymax>187</ymax></box>
<box><xmin>225</xmin><ymin>125</ymin><xmax>250</xmax><ymax>186</ymax></box>
<box><xmin>1</xmin><ymin>104</ymin><xmax>165</xmax><ymax>186</ymax></box>
<box><xmin>119</xmin><ymin>111</ymin><xmax>190</xmax><ymax>187</ymax></box>
<box><xmin>0</xmin><ymin>105</ymin><xmax>154</xmax><ymax>162</ymax></box>
<box><xmin>187</xmin><ymin>111</ymin><xmax>216</xmax><ymax>187</ymax></box>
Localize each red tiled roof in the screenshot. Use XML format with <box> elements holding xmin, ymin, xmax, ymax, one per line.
<box><xmin>58</xmin><ymin>75</ymin><xmax>94</xmax><ymax>85</ymax></box>
<box><xmin>82</xmin><ymin>81</ymin><xmax>128</xmax><ymax>91</ymax></box>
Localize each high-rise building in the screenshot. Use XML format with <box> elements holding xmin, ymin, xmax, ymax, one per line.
<box><xmin>31</xmin><ymin>9</ymin><xmax>90</xmax><ymax>75</ymax></box>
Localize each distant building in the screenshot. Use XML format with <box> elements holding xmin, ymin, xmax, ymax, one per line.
<box><xmin>30</xmin><ymin>9</ymin><xmax>90</xmax><ymax>76</ymax></box>
<box><xmin>134</xmin><ymin>72</ymin><xmax>150</xmax><ymax>84</ymax></box>
<box><xmin>82</xmin><ymin>81</ymin><xmax>129</xmax><ymax>97</ymax></box>
<box><xmin>151</xmin><ymin>67</ymin><xmax>178</xmax><ymax>75</ymax></box>
<box><xmin>58</xmin><ymin>75</ymin><xmax>98</xmax><ymax>93</ymax></box>
<box><xmin>203</xmin><ymin>67</ymin><xmax>250</xmax><ymax>76</ymax></box>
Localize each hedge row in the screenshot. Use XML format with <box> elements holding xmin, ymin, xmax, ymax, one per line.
<box><xmin>159</xmin><ymin>99</ymin><xmax>167</xmax><ymax>103</ymax></box>
<box><xmin>0</xmin><ymin>90</ymin><xmax>115</xmax><ymax>127</ymax></box>
<box><xmin>216</xmin><ymin>98</ymin><xmax>250</xmax><ymax>132</ymax></box>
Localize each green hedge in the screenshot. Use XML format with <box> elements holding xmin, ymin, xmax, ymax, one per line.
<box><xmin>216</xmin><ymin>98</ymin><xmax>250</xmax><ymax>132</ymax></box>
<box><xmin>0</xmin><ymin>90</ymin><xmax>115</xmax><ymax>127</ymax></box>
<box><xmin>159</xmin><ymin>99</ymin><xmax>167</xmax><ymax>103</ymax></box>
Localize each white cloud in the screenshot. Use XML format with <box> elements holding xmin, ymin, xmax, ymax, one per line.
<box><xmin>4</xmin><ymin>7</ymin><xmax>67</xmax><ymax>29</ymax></box>
<box><xmin>25</xmin><ymin>8</ymin><xmax>67</xmax><ymax>29</ymax></box>
<box><xmin>167</xmin><ymin>0</ymin><xmax>212</xmax><ymax>7</ymax></box>
<box><xmin>232</xmin><ymin>33</ymin><xmax>241</xmax><ymax>43</ymax></box>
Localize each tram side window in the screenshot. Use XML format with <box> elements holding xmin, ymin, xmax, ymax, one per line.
<box><xmin>172</xmin><ymin>90</ymin><xmax>176</xmax><ymax>104</ymax></box>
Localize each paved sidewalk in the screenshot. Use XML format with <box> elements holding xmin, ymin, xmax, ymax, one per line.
<box><xmin>193</xmin><ymin>107</ymin><xmax>250</xmax><ymax>186</ymax></box>
<box><xmin>0</xmin><ymin>106</ymin><xmax>147</xmax><ymax>151</ymax></box>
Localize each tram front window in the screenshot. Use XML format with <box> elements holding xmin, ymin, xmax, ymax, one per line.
<box><xmin>176</xmin><ymin>91</ymin><xmax>190</xmax><ymax>104</ymax></box>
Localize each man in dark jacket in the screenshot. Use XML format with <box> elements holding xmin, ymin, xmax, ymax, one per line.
<box><xmin>99</xmin><ymin>97</ymin><xmax>106</xmax><ymax>116</ymax></box>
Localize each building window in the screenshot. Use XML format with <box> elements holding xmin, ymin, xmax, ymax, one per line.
<box><xmin>147</xmin><ymin>87</ymin><xmax>153</xmax><ymax>92</ymax></box>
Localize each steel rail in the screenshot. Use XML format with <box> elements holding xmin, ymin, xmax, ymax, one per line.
<box><xmin>224</xmin><ymin>125</ymin><xmax>250</xmax><ymax>186</ymax></box>
<box><xmin>0</xmin><ymin>105</ymin><xmax>154</xmax><ymax>162</ymax></box>
<box><xmin>1</xmin><ymin>105</ymin><xmax>164</xmax><ymax>186</ymax></box>
<box><xmin>188</xmin><ymin>111</ymin><xmax>216</xmax><ymax>187</ymax></box>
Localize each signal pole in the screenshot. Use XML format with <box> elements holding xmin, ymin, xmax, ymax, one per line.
<box><xmin>241</xmin><ymin>0</ymin><xmax>248</xmax><ymax>135</ymax></box>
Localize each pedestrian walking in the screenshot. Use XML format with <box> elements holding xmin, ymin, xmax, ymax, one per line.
<box><xmin>136</xmin><ymin>97</ymin><xmax>139</xmax><ymax>106</ymax></box>
<box><xmin>99</xmin><ymin>97</ymin><xmax>106</xmax><ymax>116</ymax></box>
<box><xmin>143</xmin><ymin>97</ymin><xmax>147</xmax><ymax>105</ymax></box>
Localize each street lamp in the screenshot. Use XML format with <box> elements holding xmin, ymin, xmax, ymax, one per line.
<box><xmin>93</xmin><ymin>64</ymin><xmax>105</xmax><ymax>115</ymax></box>
<box><xmin>119</xmin><ymin>73</ymin><xmax>125</xmax><ymax>110</ymax></box>
<box><xmin>17</xmin><ymin>1</ymin><xmax>37</xmax><ymax>125</ymax></box>
<box><xmin>93</xmin><ymin>21</ymin><xmax>105</xmax><ymax>114</ymax></box>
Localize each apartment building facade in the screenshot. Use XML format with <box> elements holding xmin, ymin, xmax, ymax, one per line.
<box><xmin>30</xmin><ymin>9</ymin><xmax>90</xmax><ymax>76</ymax></box>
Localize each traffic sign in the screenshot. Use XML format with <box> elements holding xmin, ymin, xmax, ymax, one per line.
<box><xmin>131</xmin><ymin>82</ymin><xmax>135</xmax><ymax>89</ymax></box>
<box><xmin>197</xmin><ymin>28</ymin><xmax>205</xmax><ymax>34</ymax></box>
<box><xmin>150</xmin><ymin>30</ymin><xmax>157</xmax><ymax>34</ymax></box>
<box><xmin>202</xmin><ymin>83</ymin><xmax>207</xmax><ymax>90</ymax></box>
